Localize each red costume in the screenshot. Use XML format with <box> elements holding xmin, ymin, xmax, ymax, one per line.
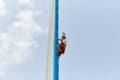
<box><xmin>59</xmin><ymin>42</ymin><xmax>66</xmax><ymax>54</ymax></box>
<box><xmin>58</xmin><ymin>33</ymin><xmax>67</xmax><ymax>57</ymax></box>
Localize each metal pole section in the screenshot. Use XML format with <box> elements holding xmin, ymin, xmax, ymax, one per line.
<box><xmin>53</xmin><ymin>0</ymin><xmax>59</xmax><ymax>80</ymax></box>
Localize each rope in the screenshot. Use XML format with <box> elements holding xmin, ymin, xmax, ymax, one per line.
<box><xmin>45</xmin><ymin>0</ymin><xmax>54</xmax><ymax>80</ymax></box>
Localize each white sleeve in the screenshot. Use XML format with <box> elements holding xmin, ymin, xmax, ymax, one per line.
<box><xmin>62</xmin><ymin>39</ymin><xmax>67</xmax><ymax>45</ymax></box>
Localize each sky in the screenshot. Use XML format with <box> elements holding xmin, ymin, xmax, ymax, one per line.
<box><xmin>0</xmin><ymin>0</ymin><xmax>120</xmax><ymax>80</ymax></box>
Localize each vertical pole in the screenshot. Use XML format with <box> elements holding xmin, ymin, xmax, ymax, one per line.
<box><xmin>53</xmin><ymin>0</ymin><xmax>59</xmax><ymax>80</ymax></box>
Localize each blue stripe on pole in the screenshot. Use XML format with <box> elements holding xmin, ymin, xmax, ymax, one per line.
<box><xmin>53</xmin><ymin>0</ymin><xmax>59</xmax><ymax>80</ymax></box>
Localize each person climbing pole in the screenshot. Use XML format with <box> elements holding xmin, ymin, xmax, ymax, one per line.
<box><xmin>58</xmin><ymin>32</ymin><xmax>67</xmax><ymax>57</ymax></box>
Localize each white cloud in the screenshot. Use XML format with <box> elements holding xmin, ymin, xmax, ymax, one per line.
<box><xmin>0</xmin><ymin>0</ymin><xmax>6</xmax><ymax>16</ymax></box>
<box><xmin>0</xmin><ymin>9</ymin><xmax>47</xmax><ymax>76</ymax></box>
<box><xmin>17</xmin><ymin>0</ymin><xmax>34</xmax><ymax>6</ymax></box>
<box><xmin>11</xmin><ymin>9</ymin><xmax>45</xmax><ymax>36</ymax></box>
<box><xmin>0</xmin><ymin>0</ymin><xmax>48</xmax><ymax>76</ymax></box>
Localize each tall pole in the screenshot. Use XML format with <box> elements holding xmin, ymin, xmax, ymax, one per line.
<box><xmin>53</xmin><ymin>0</ymin><xmax>59</xmax><ymax>80</ymax></box>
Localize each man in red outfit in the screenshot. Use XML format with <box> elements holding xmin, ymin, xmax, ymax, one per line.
<box><xmin>58</xmin><ymin>32</ymin><xmax>67</xmax><ymax>57</ymax></box>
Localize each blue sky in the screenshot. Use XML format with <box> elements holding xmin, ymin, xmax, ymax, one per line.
<box><xmin>0</xmin><ymin>0</ymin><xmax>120</xmax><ymax>80</ymax></box>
